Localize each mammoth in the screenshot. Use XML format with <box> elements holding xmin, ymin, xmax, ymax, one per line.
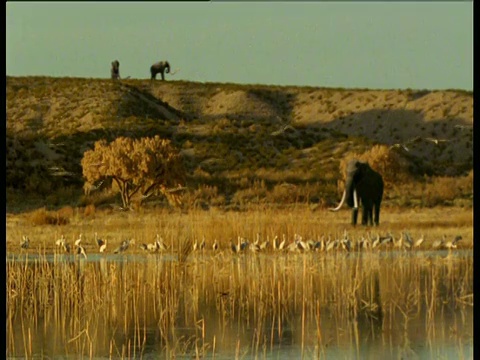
<box><xmin>150</xmin><ymin>61</ymin><xmax>170</xmax><ymax>80</ymax></box>
<box><xmin>111</xmin><ymin>60</ymin><xmax>120</xmax><ymax>80</ymax></box>
<box><xmin>330</xmin><ymin>159</ymin><xmax>384</xmax><ymax>226</ymax></box>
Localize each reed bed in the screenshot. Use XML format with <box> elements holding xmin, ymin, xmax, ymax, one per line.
<box><xmin>6</xmin><ymin>206</ymin><xmax>473</xmax><ymax>359</ymax></box>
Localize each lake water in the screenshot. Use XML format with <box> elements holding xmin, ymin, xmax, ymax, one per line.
<box><xmin>6</xmin><ymin>250</ymin><xmax>473</xmax><ymax>359</ymax></box>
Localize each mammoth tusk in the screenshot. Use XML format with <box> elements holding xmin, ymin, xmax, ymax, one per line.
<box><xmin>170</xmin><ymin>68</ymin><xmax>180</xmax><ymax>76</ymax></box>
<box><xmin>353</xmin><ymin>189</ymin><xmax>359</xmax><ymax>209</ymax></box>
<box><xmin>329</xmin><ymin>190</ymin><xmax>346</xmax><ymax>212</ymax></box>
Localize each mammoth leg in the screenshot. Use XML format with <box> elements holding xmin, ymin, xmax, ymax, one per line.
<box><xmin>161</xmin><ymin>71</ymin><xmax>165</xmax><ymax>81</ymax></box>
<box><xmin>361</xmin><ymin>206</ymin><xmax>369</xmax><ymax>226</ymax></box>
<box><xmin>374</xmin><ymin>202</ymin><xmax>381</xmax><ymax>226</ymax></box>
<box><xmin>367</xmin><ymin>207</ymin><xmax>374</xmax><ymax>226</ymax></box>
<box><xmin>362</xmin><ymin>199</ymin><xmax>373</xmax><ymax>226</ymax></box>
<box><xmin>351</xmin><ymin>208</ymin><xmax>359</xmax><ymax>226</ymax></box>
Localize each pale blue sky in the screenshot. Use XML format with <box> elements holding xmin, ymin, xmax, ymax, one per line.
<box><xmin>6</xmin><ymin>2</ymin><xmax>473</xmax><ymax>90</ymax></box>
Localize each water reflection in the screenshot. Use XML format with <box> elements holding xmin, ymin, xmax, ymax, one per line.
<box><xmin>6</xmin><ymin>250</ymin><xmax>473</xmax><ymax>359</ymax></box>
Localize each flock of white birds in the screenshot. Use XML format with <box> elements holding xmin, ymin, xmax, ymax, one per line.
<box><xmin>18</xmin><ymin>230</ymin><xmax>463</xmax><ymax>260</ymax></box>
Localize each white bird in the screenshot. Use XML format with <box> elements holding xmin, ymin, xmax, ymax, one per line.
<box><xmin>414</xmin><ymin>234</ymin><xmax>425</xmax><ymax>248</ymax></box>
<box><xmin>372</xmin><ymin>234</ymin><xmax>380</xmax><ymax>249</ymax></box>
<box><xmin>146</xmin><ymin>242</ymin><xmax>157</xmax><ymax>252</ymax></box>
<box><xmin>259</xmin><ymin>238</ymin><xmax>269</xmax><ymax>251</ymax></box>
<box><xmin>155</xmin><ymin>234</ymin><xmax>169</xmax><ymax>252</ymax></box>
<box><xmin>114</xmin><ymin>239</ymin><xmax>134</xmax><ymax>254</ymax></box>
<box><xmin>250</xmin><ymin>242</ymin><xmax>261</xmax><ymax>253</ymax></box>
<box><xmin>231</xmin><ymin>238</ymin><xmax>240</xmax><ymax>254</ymax></box>
<box><xmin>76</xmin><ymin>244</ymin><xmax>87</xmax><ymax>259</ymax></box>
<box><xmin>62</xmin><ymin>242</ymin><xmax>71</xmax><ymax>253</ymax></box>
<box><xmin>445</xmin><ymin>235</ymin><xmax>462</xmax><ymax>250</ymax></box>
<box><xmin>286</xmin><ymin>239</ymin><xmax>298</xmax><ymax>252</ymax></box>
<box><xmin>99</xmin><ymin>239</ymin><xmax>107</xmax><ymax>253</ymax></box>
<box><xmin>55</xmin><ymin>234</ymin><xmax>66</xmax><ymax>247</ymax></box>
<box><xmin>277</xmin><ymin>234</ymin><xmax>286</xmax><ymax>251</ymax></box>
<box><xmin>74</xmin><ymin>234</ymin><xmax>83</xmax><ymax>247</ymax></box>
<box><xmin>359</xmin><ymin>237</ymin><xmax>371</xmax><ymax>250</ymax></box>
<box><xmin>341</xmin><ymin>238</ymin><xmax>352</xmax><ymax>252</ymax></box>
<box><xmin>403</xmin><ymin>232</ymin><xmax>413</xmax><ymax>249</ymax></box>
<box><xmin>239</xmin><ymin>237</ymin><xmax>249</xmax><ymax>251</ymax></box>
<box><xmin>94</xmin><ymin>232</ymin><xmax>106</xmax><ymax>248</ymax></box>
<box><xmin>20</xmin><ymin>235</ymin><xmax>30</xmax><ymax>249</ymax></box>
<box><xmin>432</xmin><ymin>235</ymin><xmax>446</xmax><ymax>250</ymax></box>
<box><xmin>326</xmin><ymin>239</ymin><xmax>339</xmax><ymax>252</ymax></box>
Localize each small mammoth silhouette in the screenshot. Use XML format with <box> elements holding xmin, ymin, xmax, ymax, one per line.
<box><xmin>111</xmin><ymin>60</ymin><xmax>120</xmax><ymax>80</ymax></box>
<box><xmin>150</xmin><ymin>61</ymin><xmax>170</xmax><ymax>81</ymax></box>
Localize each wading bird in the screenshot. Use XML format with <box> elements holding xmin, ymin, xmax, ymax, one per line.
<box><xmin>94</xmin><ymin>232</ymin><xmax>105</xmax><ymax>249</ymax></box>
<box><xmin>432</xmin><ymin>235</ymin><xmax>447</xmax><ymax>250</ymax></box>
<box><xmin>55</xmin><ymin>234</ymin><xmax>66</xmax><ymax>247</ymax></box>
<box><xmin>231</xmin><ymin>236</ymin><xmax>247</xmax><ymax>254</ymax></box>
<box><xmin>20</xmin><ymin>235</ymin><xmax>30</xmax><ymax>249</ymax></box>
<box><xmin>99</xmin><ymin>239</ymin><xmax>108</xmax><ymax>253</ymax></box>
<box><xmin>155</xmin><ymin>234</ymin><xmax>169</xmax><ymax>252</ymax></box>
<box><xmin>277</xmin><ymin>234</ymin><xmax>287</xmax><ymax>251</ymax></box>
<box><xmin>74</xmin><ymin>234</ymin><xmax>83</xmax><ymax>247</ymax></box>
<box><xmin>231</xmin><ymin>238</ymin><xmax>240</xmax><ymax>254</ymax></box>
<box><xmin>414</xmin><ymin>234</ymin><xmax>425</xmax><ymax>248</ymax></box>
<box><xmin>403</xmin><ymin>232</ymin><xmax>413</xmax><ymax>249</ymax></box>
<box><xmin>326</xmin><ymin>238</ymin><xmax>339</xmax><ymax>252</ymax></box>
<box><xmin>445</xmin><ymin>235</ymin><xmax>462</xmax><ymax>250</ymax></box>
<box><xmin>114</xmin><ymin>239</ymin><xmax>134</xmax><ymax>254</ymax></box>
<box><xmin>62</xmin><ymin>242</ymin><xmax>71</xmax><ymax>253</ymax></box>
<box><xmin>76</xmin><ymin>244</ymin><xmax>87</xmax><ymax>259</ymax></box>
<box><xmin>212</xmin><ymin>239</ymin><xmax>219</xmax><ymax>251</ymax></box>
<box><xmin>259</xmin><ymin>238</ymin><xmax>269</xmax><ymax>251</ymax></box>
<box><xmin>239</xmin><ymin>237</ymin><xmax>249</xmax><ymax>251</ymax></box>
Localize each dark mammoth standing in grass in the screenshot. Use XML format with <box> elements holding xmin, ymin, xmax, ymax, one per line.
<box><xmin>150</xmin><ymin>61</ymin><xmax>170</xmax><ymax>80</ymax></box>
<box><xmin>111</xmin><ymin>60</ymin><xmax>120</xmax><ymax>80</ymax></box>
<box><xmin>329</xmin><ymin>159</ymin><xmax>384</xmax><ymax>226</ymax></box>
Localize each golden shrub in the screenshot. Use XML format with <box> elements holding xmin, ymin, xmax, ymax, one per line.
<box><xmin>339</xmin><ymin>145</ymin><xmax>412</xmax><ymax>189</ymax></box>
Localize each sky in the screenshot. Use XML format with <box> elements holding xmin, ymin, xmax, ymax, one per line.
<box><xmin>6</xmin><ymin>2</ymin><xmax>473</xmax><ymax>90</ymax></box>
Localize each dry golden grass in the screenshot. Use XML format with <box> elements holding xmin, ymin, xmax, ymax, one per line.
<box><xmin>6</xmin><ymin>206</ymin><xmax>473</xmax><ymax>255</ymax></box>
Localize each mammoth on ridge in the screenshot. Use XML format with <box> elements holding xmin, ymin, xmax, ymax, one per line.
<box><xmin>111</xmin><ymin>60</ymin><xmax>120</xmax><ymax>80</ymax></box>
<box><xmin>150</xmin><ymin>61</ymin><xmax>170</xmax><ymax>81</ymax></box>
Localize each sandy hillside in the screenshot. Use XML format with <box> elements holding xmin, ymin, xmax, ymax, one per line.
<box><xmin>6</xmin><ymin>76</ymin><xmax>473</xmax><ymax>208</ymax></box>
